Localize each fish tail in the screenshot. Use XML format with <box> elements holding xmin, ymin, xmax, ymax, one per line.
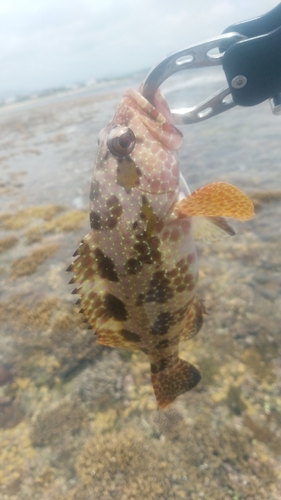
<box><xmin>151</xmin><ymin>358</ymin><xmax>201</xmax><ymax>409</ymax></box>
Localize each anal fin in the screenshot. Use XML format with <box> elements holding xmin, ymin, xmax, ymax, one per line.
<box><xmin>151</xmin><ymin>358</ymin><xmax>201</xmax><ymax>409</ymax></box>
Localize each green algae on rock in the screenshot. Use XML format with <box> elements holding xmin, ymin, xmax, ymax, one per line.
<box><xmin>0</xmin><ymin>235</ymin><xmax>18</xmax><ymax>253</ymax></box>
<box><xmin>75</xmin><ymin>428</ymin><xmax>171</xmax><ymax>500</ymax></box>
<box><xmin>31</xmin><ymin>401</ymin><xmax>84</xmax><ymax>446</ymax></box>
<box><xmin>10</xmin><ymin>243</ymin><xmax>60</xmax><ymax>279</ymax></box>
<box><xmin>0</xmin><ymin>205</ymin><xmax>66</xmax><ymax>230</ymax></box>
<box><xmin>24</xmin><ymin>209</ymin><xmax>88</xmax><ymax>243</ymax></box>
<box><xmin>0</xmin><ymin>296</ymin><xmax>103</xmax><ymax>384</ymax></box>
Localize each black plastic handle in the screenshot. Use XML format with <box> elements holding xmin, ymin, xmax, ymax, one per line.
<box><xmin>223</xmin><ymin>2</ymin><xmax>281</xmax><ymax>38</ymax></box>
<box><xmin>222</xmin><ymin>3</ymin><xmax>281</xmax><ymax>106</ymax></box>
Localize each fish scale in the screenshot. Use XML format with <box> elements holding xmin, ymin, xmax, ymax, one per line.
<box><xmin>69</xmin><ymin>87</ymin><xmax>254</xmax><ymax>409</ymax></box>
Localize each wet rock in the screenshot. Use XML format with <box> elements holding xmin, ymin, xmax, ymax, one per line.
<box><xmin>0</xmin><ymin>365</ymin><xmax>14</xmax><ymax>386</ymax></box>
<box><xmin>0</xmin><ymin>398</ymin><xmax>25</xmax><ymax>429</ymax></box>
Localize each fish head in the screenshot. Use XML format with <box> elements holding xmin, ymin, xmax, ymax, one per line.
<box><xmin>92</xmin><ymin>88</ymin><xmax>184</xmax><ymax>223</ymax></box>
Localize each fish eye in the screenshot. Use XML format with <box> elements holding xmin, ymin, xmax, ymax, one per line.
<box><xmin>107</xmin><ymin>127</ymin><xmax>135</xmax><ymax>157</ymax></box>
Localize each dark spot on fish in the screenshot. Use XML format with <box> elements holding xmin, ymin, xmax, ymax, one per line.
<box><xmin>90</xmin><ymin>211</ymin><xmax>101</xmax><ymax>230</ymax></box>
<box><xmin>151</xmin><ymin>363</ymin><xmax>158</xmax><ymax>374</ymax></box>
<box><xmin>145</xmin><ymin>271</ymin><xmax>173</xmax><ymax>304</ymax></box>
<box><xmin>106</xmin><ymin>195</ymin><xmax>123</xmax><ymax>217</ymax></box>
<box><xmin>151</xmin><ymin>249</ymin><xmax>161</xmax><ymax>262</ymax></box>
<box><xmin>133</xmin><ymin>237</ymin><xmax>161</xmax><ymax>265</ymax></box>
<box><xmin>132</xmin><ymin>221</ymin><xmax>138</xmax><ymax>230</ymax></box>
<box><xmin>120</xmin><ymin>329</ymin><xmax>141</xmax><ymax>342</ymax></box>
<box><xmin>174</xmin><ymin>276</ymin><xmax>182</xmax><ymax>286</ymax></box>
<box><xmin>139</xmin><ymin>197</ymin><xmax>158</xmax><ymax>237</ymax></box>
<box><xmin>126</xmin><ymin>258</ymin><xmax>142</xmax><ymax>275</ymax></box>
<box><xmin>167</xmin><ymin>268</ymin><xmax>178</xmax><ymax>278</ymax></box>
<box><xmin>151</xmin><ymin>355</ymin><xmax>175</xmax><ymax>374</ymax></box>
<box><xmin>150</xmin><ymin>311</ymin><xmax>175</xmax><ymax>335</ymax></box>
<box><xmin>134</xmin><ymin>241</ymin><xmax>149</xmax><ymax>255</ymax></box>
<box><xmin>105</xmin><ymin>216</ymin><xmax>118</xmax><ymax>229</ymax></box>
<box><xmin>136</xmin><ymin>293</ymin><xmax>145</xmax><ymax>307</ymax></box>
<box><xmin>94</xmin><ymin>248</ymin><xmax>119</xmax><ymax>282</ymax></box>
<box><xmin>159</xmin><ymin>356</ymin><xmax>174</xmax><ymax>371</ymax></box>
<box><xmin>155</xmin><ymin>339</ymin><xmax>171</xmax><ymax>349</ymax></box>
<box><xmin>104</xmin><ymin>294</ymin><xmax>128</xmax><ymax>321</ymax></box>
<box><xmin>116</xmin><ymin>157</ymin><xmax>141</xmax><ymax>189</ymax></box>
<box><xmin>90</xmin><ymin>180</ymin><xmax>100</xmax><ymax>200</ymax></box>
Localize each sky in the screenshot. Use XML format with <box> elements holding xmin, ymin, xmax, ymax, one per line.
<box><xmin>0</xmin><ymin>0</ymin><xmax>278</xmax><ymax>97</ymax></box>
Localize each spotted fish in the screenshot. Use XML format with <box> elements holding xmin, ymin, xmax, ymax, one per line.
<box><xmin>68</xmin><ymin>88</ymin><xmax>254</xmax><ymax>409</ymax></box>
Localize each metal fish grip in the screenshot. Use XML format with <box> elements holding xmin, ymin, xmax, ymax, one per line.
<box><xmin>142</xmin><ymin>33</ymin><xmax>246</xmax><ymax>124</ymax></box>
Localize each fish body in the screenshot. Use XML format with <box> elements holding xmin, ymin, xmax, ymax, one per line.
<box><xmin>70</xmin><ymin>88</ymin><xmax>254</xmax><ymax>409</ymax></box>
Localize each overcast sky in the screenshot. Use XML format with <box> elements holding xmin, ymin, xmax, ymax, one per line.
<box><xmin>0</xmin><ymin>0</ymin><xmax>278</xmax><ymax>96</ymax></box>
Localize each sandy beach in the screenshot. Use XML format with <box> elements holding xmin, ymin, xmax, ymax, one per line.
<box><xmin>0</xmin><ymin>77</ymin><xmax>281</xmax><ymax>499</ymax></box>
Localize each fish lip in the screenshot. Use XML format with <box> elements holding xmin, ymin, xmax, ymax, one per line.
<box><xmin>151</xmin><ymin>91</ymin><xmax>172</xmax><ymax>122</ymax></box>
<box><xmin>138</xmin><ymin>83</ymin><xmax>171</xmax><ymax>122</ymax></box>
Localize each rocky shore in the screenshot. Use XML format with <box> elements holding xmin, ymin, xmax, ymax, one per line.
<box><xmin>0</xmin><ymin>84</ymin><xmax>280</xmax><ymax>499</ymax></box>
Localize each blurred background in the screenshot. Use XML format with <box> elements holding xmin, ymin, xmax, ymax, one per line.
<box><xmin>0</xmin><ymin>0</ymin><xmax>278</xmax><ymax>102</ymax></box>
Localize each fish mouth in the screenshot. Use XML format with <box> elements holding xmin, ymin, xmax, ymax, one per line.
<box><xmin>137</xmin><ymin>84</ymin><xmax>173</xmax><ymax>122</ymax></box>
<box><xmin>151</xmin><ymin>88</ymin><xmax>173</xmax><ymax>122</ymax></box>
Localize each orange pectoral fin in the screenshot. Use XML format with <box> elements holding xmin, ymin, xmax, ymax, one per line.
<box><xmin>174</xmin><ymin>182</ymin><xmax>254</xmax><ymax>221</ymax></box>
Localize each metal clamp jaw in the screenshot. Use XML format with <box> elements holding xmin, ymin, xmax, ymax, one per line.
<box><xmin>142</xmin><ymin>3</ymin><xmax>281</xmax><ymax>123</ymax></box>
<box><xmin>142</xmin><ymin>33</ymin><xmax>246</xmax><ymax>124</ymax></box>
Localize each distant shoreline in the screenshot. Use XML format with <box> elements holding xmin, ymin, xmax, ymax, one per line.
<box><xmin>0</xmin><ymin>81</ymin><xmax>130</xmax><ymax>114</ymax></box>
<box><xmin>0</xmin><ymin>70</ymin><xmax>149</xmax><ymax>115</ymax></box>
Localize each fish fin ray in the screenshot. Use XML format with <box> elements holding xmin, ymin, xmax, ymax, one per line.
<box><xmin>193</xmin><ymin>215</ymin><xmax>235</xmax><ymax>242</ymax></box>
<box><xmin>181</xmin><ymin>296</ymin><xmax>206</xmax><ymax>341</ymax></box>
<box><xmin>96</xmin><ymin>323</ymin><xmax>141</xmax><ymax>351</ymax></box>
<box><xmin>151</xmin><ymin>358</ymin><xmax>201</xmax><ymax>409</ymax></box>
<box><xmin>174</xmin><ymin>182</ymin><xmax>254</xmax><ymax>221</ymax></box>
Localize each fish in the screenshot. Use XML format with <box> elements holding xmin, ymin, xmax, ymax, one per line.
<box><xmin>68</xmin><ymin>87</ymin><xmax>254</xmax><ymax>409</ymax></box>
